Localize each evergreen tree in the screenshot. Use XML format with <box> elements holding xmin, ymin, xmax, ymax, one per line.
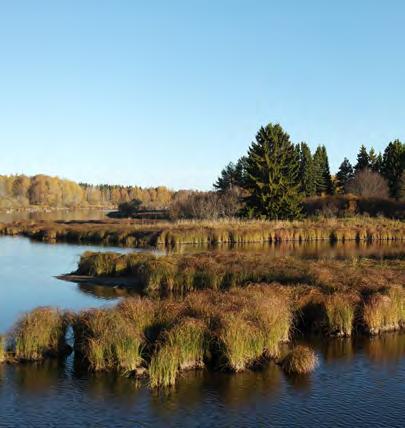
<box><xmin>368</xmin><ymin>147</ymin><xmax>380</xmax><ymax>172</ymax></box>
<box><xmin>336</xmin><ymin>158</ymin><xmax>354</xmax><ymax>193</ymax></box>
<box><xmin>313</xmin><ymin>145</ymin><xmax>334</xmax><ymax>195</ymax></box>
<box><xmin>381</xmin><ymin>139</ymin><xmax>405</xmax><ymax>199</ymax></box>
<box><xmin>354</xmin><ymin>145</ymin><xmax>370</xmax><ymax>173</ymax></box>
<box><xmin>399</xmin><ymin>170</ymin><xmax>405</xmax><ymax>201</ymax></box>
<box><xmin>213</xmin><ymin>157</ymin><xmax>246</xmax><ymax>193</ymax></box>
<box><xmin>242</xmin><ymin>123</ymin><xmax>302</xmax><ymax>219</ymax></box>
<box><xmin>297</xmin><ymin>142</ymin><xmax>316</xmax><ymax>196</ymax></box>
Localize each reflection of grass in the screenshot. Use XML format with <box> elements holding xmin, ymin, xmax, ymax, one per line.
<box><xmin>11</xmin><ymin>307</ymin><xmax>67</xmax><ymax>361</ymax></box>
<box><xmin>2</xmin><ymin>217</ymin><xmax>405</xmax><ymax>247</ymax></box>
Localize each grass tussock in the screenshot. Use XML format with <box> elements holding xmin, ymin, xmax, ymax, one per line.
<box><xmin>73</xmin><ymin>297</ymin><xmax>155</xmax><ymax>374</ymax></box>
<box><xmin>280</xmin><ymin>345</ymin><xmax>318</xmax><ymax>375</ymax></box>
<box><xmin>149</xmin><ymin>318</ymin><xmax>208</xmax><ymax>388</ymax></box>
<box><xmin>363</xmin><ymin>286</ymin><xmax>405</xmax><ymax>335</ymax></box>
<box><xmin>11</xmin><ymin>307</ymin><xmax>67</xmax><ymax>361</ymax></box>
<box><xmin>324</xmin><ymin>293</ymin><xmax>359</xmax><ymax>337</ymax></box>
<box><xmin>2</xmin><ymin>216</ymin><xmax>405</xmax><ymax>248</ymax></box>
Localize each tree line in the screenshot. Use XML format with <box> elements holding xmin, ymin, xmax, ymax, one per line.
<box><xmin>0</xmin><ymin>174</ymin><xmax>177</xmax><ymax>210</ymax></box>
<box><xmin>213</xmin><ymin>123</ymin><xmax>405</xmax><ymax>219</ymax></box>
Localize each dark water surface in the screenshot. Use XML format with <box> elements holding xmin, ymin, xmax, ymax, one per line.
<box><xmin>1</xmin><ymin>233</ymin><xmax>405</xmax><ymax>427</ymax></box>
<box><xmin>1</xmin><ymin>335</ymin><xmax>405</xmax><ymax>427</ymax></box>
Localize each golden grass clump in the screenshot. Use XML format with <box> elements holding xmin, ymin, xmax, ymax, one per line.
<box><xmin>324</xmin><ymin>293</ymin><xmax>359</xmax><ymax>337</ymax></box>
<box><xmin>210</xmin><ymin>286</ymin><xmax>292</xmax><ymax>371</ymax></box>
<box><xmin>149</xmin><ymin>318</ymin><xmax>208</xmax><ymax>388</ymax></box>
<box><xmin>77</xmin><ymin>251</ymin><xmax>127</xmax><ymax>276</ymax></box>
<box><xmin>215</xmin><ymin>314</ymin><xmax>266</xmax><ymax>372</ymax></box>
<box><xmin>12</xmin><ymin>307</ymin><xmax>67</xmax><ymax>361</ymax></box>
<box><xmin>363</xmin><ymin>287</ymin><xmax>405</xmax><ymax>335</ymax></box>
<box><xmin>0</xmin><ymin>336</ymin><xmax>5</xmax><ymax>363</ymax></box>
<box><xmin>280</xmin><ymin>345</ymin><xmax>318</xmax><ymax>375</ymax></box>
<box><xmin>73</xmin><ymin>298</ymin><xmax>155</xmax><ymax>374</ymax></box>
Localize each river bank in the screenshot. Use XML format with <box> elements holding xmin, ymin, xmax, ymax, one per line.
<box><xmin>1</xmin><ymin>217</ymin><xmax>405</xmax><ymax>248</ymax></box>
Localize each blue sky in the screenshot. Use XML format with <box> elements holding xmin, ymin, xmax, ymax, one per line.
<box><xmin>0</xmin><ymin>1</ymin><xmax>404</xmax><ymax>189</ymax></box>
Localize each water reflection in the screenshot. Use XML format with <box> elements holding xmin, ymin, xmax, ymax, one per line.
<box><xmin>1</xmin><ymin>333</ymin><xmax>405</xmax><ymax>426</ymax></box>
<box><xmin>0</xmin><ymin>209</ymin><xmax>111</xmax><ymax>224</ymax></box>
<box><xmin>166</xmin><ymin>240</ymin><xmax>405</xmax><ymax>260</ymax></box>
<box><xmin>12</xmin><ymin>359</ymin><xmax>65</xmax><ymax>394</ymax></box>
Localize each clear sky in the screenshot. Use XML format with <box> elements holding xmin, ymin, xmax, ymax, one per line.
<box><xmin>0</xmin><ymin>1</ymin><xmax>404</xmax><ymax>189</ymax></box>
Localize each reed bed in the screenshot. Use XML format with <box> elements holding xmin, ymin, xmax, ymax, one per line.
<box><xmin>73</xmin><ymin>250</ymin><xmax>405</xmax><ymax>337</ymax></box>
<box><xmin>2</xmin><ymin>273</ymin><xmax>405</xmax><ymax>386</ymax></box>
<box><xmin>363</xmin><ymin>287</ymin><xmax>405</xmax><ymax>335</ymax></box>
<box><xmin>10</xmin><ymin>307</ymin><xmax>67</xmax><ymax>361</ymax></box>
<box><xmin>73</xmin><ymin>298</ymin><xmax>154</xmax><ymax>374</ymax></box>
<box><xmin>0</xmin><ymin>336</ymin><xmax>5</xmax><ymax>363</ymax></box>
<box><xmin>324</xmin><ymin>293</ymin><xmax>359</xmax><ymax>337</ymax></box>
<box><xmin>280</xmin><ymin>345</ymin><xmax>318</xmax><ymax>374</ymax></box>
<box><xmin>74</xmin><ymin>251</ymin><xmax>405</xmax><ymax>296</ymax></box>
<box><xmin>1</xmin><ymin>217</ymin><xmax>405</xmax><ymax>248</ymax></box>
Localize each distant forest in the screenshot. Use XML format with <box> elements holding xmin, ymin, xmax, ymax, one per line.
<box><xmin>1</xmin><ymin>122</ymin><xmax>404</xmax><ymax>220</ymax></box>
<box><xmin>0</xmin><ymin>175</ymin><xmax>178</xmax><ymax>210</ymax></box>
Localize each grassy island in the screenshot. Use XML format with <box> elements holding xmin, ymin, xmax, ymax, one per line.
<box><xmin>1</xmin><ymin>217</ymin><xmax>405</xmax><ymax>248</ymax></box>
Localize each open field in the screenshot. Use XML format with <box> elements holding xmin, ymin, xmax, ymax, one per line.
<box><xmin>1</xmin><ymin>217</ymin><xmax>405</xmax><ymax>248</ymax></box>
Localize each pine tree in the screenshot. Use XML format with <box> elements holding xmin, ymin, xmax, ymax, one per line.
<box><xmin>297</xmin><ymin>142</ymin><xmax>316</xmax><ymax>196</ymax></box>
<box><xmin>354</xmin><ymin>145</ymin><xmax>370</xmax><ymax>173</ymax></box>
<box><xmin>242</xmin><ymin>123</ymin><xmax>302</xmax><ymax>219</ymax></box>
<box><xmin>336</xmin><ymin>158</ymin><xmax>354</xmax><ymax>193</ymax></box>
<box><xmin>381</xmin><ymin>139</ymin><xmax>405</xmax><ymax>199</ymax></box>
<box><xmin>313</xmin><ymin>145</ymin><xmax>334</xmax><ymax>195</ymax></box>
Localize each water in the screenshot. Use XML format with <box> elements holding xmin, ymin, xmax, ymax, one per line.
<box><xmin>0</xmin><ymin>236</ymin><xmax>138</xmax><ymax>331</ymax></box>
<box><xmin>0</xmin><ymin>208</ymin><xmax>111</xmax><ymax>223</ymax></box>
<box><xmin>1</xmin><ymin>234</ymin><xmax>405</xmax><ymax>427</ymax></box>
<box><xmin>0</xmin><ymin>335</ymin><xmax>405</xmax><ymax>427</ymax></box>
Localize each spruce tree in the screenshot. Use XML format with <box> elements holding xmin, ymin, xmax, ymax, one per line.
<box><xmin>381</xmin><ymin>139</ymin><xmax>405</xmax><ymax>199</ymax></box>
<box><xmin>214</xmin><ymin>158</ymin><xmax>247</xmax><ymax>193</ymax></box>
<box><xmin>336</xmin><ymin>158</ymin><xmax>354</xmax><ymax>193</ymax></box>
<box><xmin>354</xmin><ymin>145</ymin><xmax>370</xmax><ymax>173</ymax></box>
<box><xmin>297</xmin><ymin>142</ymin><xmax>316</xmax><ymax>196</ymax></box>
<box><xmin>313</xmin><ymin>145</ymin><xmax>334</xmax><ymax>195</ymax></box>
<box><xmin>242</xmin><ymin>123</ymin><xmax>302</xmax><ymax>219</ymax></box>
<box><xmin>368</xmin><ymin>148</ymin><xmax>380</xmax><ymax>172</ymax></box>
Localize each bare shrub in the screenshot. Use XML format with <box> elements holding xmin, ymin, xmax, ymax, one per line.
<box><xmin>346</xmin><ymin>169</ymin><xmax>389</xmax><ymax>198</ymax></box>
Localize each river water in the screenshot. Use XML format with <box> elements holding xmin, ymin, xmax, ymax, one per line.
<box><xmin>1</xmin><ymin>227</ymin><xmax>405</xmax><ymax>426</ymax></box>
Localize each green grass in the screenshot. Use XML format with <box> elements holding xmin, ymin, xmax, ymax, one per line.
<box><xmin>149</xmin><ymin>318</ymin><xmax>207</xmax><ymax>387</ymax></box>
<box><xmin>324</xmin><ymin>293</ymin><xmax>358</xmax><ymax>337</ymax></box>
<box><xmin>11</xmin><ymin>307</ymin><xmax>67</xmax><ymax>361</ymax></box>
